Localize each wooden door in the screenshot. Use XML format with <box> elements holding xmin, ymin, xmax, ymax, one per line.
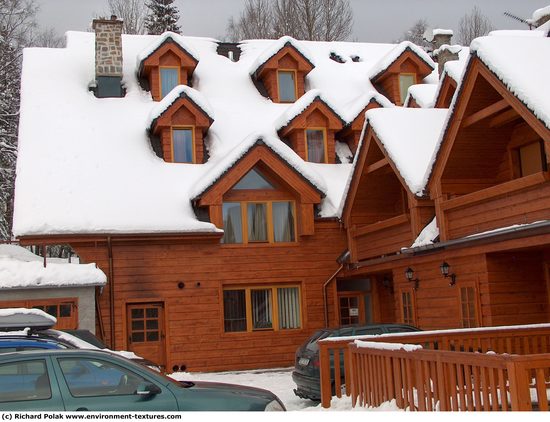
<box><xmin>126</xmin><ymin>303</ymin><xmax>166</xmax><ymax>369</ymax></box>
<box><xmin>338</xmin><ymin>294</ymin><xmax>365</xmax><ymax>326</ymax></box>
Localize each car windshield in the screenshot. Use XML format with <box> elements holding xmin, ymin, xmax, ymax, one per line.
<box><xmin>305</xmin><ymin>330</ymin><xmax>331</xmax><ymax>353</ymax></box>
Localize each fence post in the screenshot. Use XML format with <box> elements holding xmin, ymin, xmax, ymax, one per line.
<box><xmin>507</xmin><ymin>359</ymin><xmax>533</xmax><ymax>411</ymax></box>
<box><xmin>319</xmin><ymin>342</ymin><xmax>332</xmax><ymax>408</ymax></box>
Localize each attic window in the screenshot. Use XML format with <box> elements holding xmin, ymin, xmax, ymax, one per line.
<box><xmin>399</xmin><ymin>73</ymin><xmax>416</xmax><ymax>104</ymax></box>
<box><xmin>233</xmin><ymin>168</ymin><xmax>275</xmax><ymax>190</ymax></box>
<box><xmin>172</xmin><ymin>128</ymin><xmax>194</xmax><ymax>163</ymax></box>
<box><xmin>277</xmin><ymin>70</ymin><xmax>297</xmax><ymax>103</ymax></box>
<box><xmin>305</xmin><ymin>129</ymin><xmax>327</xmax><ymax>163</ymax></box>
<box><xmin>160</xmin><ymin>67</ymin><xmax>179</xmax><ymax>98</ymax></box>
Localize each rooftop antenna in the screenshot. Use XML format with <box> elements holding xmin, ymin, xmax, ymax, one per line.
<box><xmin>503</xmin><ymin>11</ymin><xmax>533</xmax><ymax>29</ymax></box>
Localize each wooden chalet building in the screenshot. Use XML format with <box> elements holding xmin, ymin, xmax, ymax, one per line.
<box><xmin>13</xmin><ymin>15</ymin><xmax>550</xmax><ymax>374</ymax></box>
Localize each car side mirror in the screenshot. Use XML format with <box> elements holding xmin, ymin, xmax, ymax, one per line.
<box><xmin>135</xmin><ymin>383</ymin><xmax>161</xmax><ymax>396</ymax></box>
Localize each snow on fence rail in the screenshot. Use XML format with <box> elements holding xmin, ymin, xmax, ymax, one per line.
<box><xmin>318</xmin><ymin>324</ymin><xmax>550</xmax><ymax>410</ymax></box>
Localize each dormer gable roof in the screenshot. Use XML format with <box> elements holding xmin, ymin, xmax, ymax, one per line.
<box><xmin>340</xmin><ymin>108</ymin><xmax>447</xmax><ymax>223</ymax></box>
<box><xmin>427</xmin><ymin>34</ymin><xmax>550</xmax><ymax>190</ymax></box>
<box><xmin>341</xmin><ymin>92</ymin><xmax>393</xmax><ymax>126</ymax></box>
<box><xmin>249</xmin><ymin>36</ymin><xmax>316</xmax><ymax>78</ymax></box>
<box><xmin>369</xmin><ymin>41</ymin><xmax>435</xmax><ymax>83</ymax></box>
<box><xmin>191</xmin><ymin>133</ymin><xmax>326</xmax><ymax>204</ymax></box>
<box><xmin>137</xmin><ymin>32</ymin><xmax>200</xmax><ymax>75</ymax></box>
<box><xmin>275</xmin><ymin>90</ymin><xmax>345</xmax><ymax>134</ymax></box>
<box><xmin>148</xmin><ymin>85</ymin><xmax>214</xmax><ymax>131</ymax></box>
<box><xmin>404</xmin><ymin>84</ymin><xmax>438</xmax><ymax>108</ymax></box>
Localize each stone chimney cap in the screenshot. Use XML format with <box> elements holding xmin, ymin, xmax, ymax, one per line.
<box><xmin>92</xmin><ymin>16</ymin><xmax>123</xmax><ymax>28</ymax></box>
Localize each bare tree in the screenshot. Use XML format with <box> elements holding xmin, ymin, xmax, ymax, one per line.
<box><xmin>31</xmin><ymin>27</ymin><xmax>64</xmax><ymax>48</ymax></box>
<box><xmin>398</xmin><ymin>19</ymin><xmax>432</xmax><ymax>50</ymax></box>
<box><xmin>227</xmin><ymin>0</ymin><xmax>353</xmax><ymax>41</ymax></box>
<box><xmin>457</xmin><ymin>6</ymin><xmax>494</xmax><ymax>45</ymax></box>
<box><xmin>226</xmin><ymin>0</ymin><xmax>273</xmax><ymax>41</ymax></box>
<box><xmin>107</xmin><ymin>0</ymin><xmax>146</xmax><ymax>34</ymax></box>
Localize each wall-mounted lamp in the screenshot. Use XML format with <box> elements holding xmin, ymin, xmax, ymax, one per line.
<box><xmin>404</xmin><ymin>267</ymin><xmax>419</xmax><ymax>290</ymax></box>
<box><xmin>382</xmin><ymin>276</ymin><xmax>394</xmax><ymax>294</ymax></box>
<box><xmin>440</xmin><ymin>262</ymin><xmax>456</xmax><ymax>286</ymax></box>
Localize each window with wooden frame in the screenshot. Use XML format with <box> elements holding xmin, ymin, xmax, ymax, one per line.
<box><xmin>29</xmin><ymin>299</ymin><xmax>78</xmax><ymax>330</ymax></box>
<box><xmin>277</xmin><ymin>70</ymin><xmax>297</xmax><ymax>102</ymax></box>
<box><xmin>515</xmin><ymin>140</ymin><xmax>547</xmax><ymax>178</ymax></box>
<box><xmin>159</xmin><ymin>66</ymin><xmax>180</xmax><ymax>98</ymax></box>
<box><xmin>305</xmin><ymin>128</ymin><xmax>328</xmax><ymax>163</ymax></box>
<box><xmin>398</xmin><ymin>73</ymin><xmax>417</xmax><ymax>104</ymax></box>
<box><xmin>223</xmin><ymin>285</ymin><xmax>301</xmax><ymax>332</ymax></box>
<box><xmin>171</xmin><ymin>127</ymin><xmax>195</xmax><ymax>163</ymax></box>
<box><xmin>222</xmin><ymin>167</ymin><xmax>297</xmax><ymax>244</ymax></box>
<box><xmin>400</xmin><ymin>289</ymin><xmax>416</xmax><ymax>326</ymax></box>
<box><xmin>459</xmin><ymin>286</ymin><xmax>478</xmax><ymax>328</ymax></box>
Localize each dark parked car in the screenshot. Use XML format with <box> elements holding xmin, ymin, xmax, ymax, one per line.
<box><xmin>292</xmin><ymin>323</ymin><xmax>420</xmax><ymax>400</ymax></box>
<box><xmin>0</xmin><ymin>349</ymin><xmax>285</xmax><ymax>411</ymax></box>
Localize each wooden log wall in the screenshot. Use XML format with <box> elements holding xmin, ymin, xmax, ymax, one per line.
<box><xmin>73</xmin><ymin>220</ymin><xmax>347</xmax><ymax>372</ymax></box>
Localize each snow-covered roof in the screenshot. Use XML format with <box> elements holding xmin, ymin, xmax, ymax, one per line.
<box><xmin>14</xmin><ymin>32</ymin><xmax>438</xmax><ymax>237</ymax></box>
<box><xmin>137</xmin><ymin>31</ymin><xmax>200</xmax><ymax>65</ymax></box>
<box><xmin>365</xmin><ymin>108</ymin><xmax>449</xmax><ymax>196</ymax></box>
<box><xmin>471</xmin><ymin>34</ymin><xmax>550</xmax><ymax>129</ymax></box>
<box><xmin>529</xmin><ymin>5</ymin><xmax>550</xmax><ymax>24</ymax></box>
<box><xmin>148</xmin><ymin>85</ymin><xmax>214</xmax><ymax>128</ymax></box>
<box><xmin>369</xmin><ymin>41</ymin><xmax>435</xmax><ymax>81</ymax></box>
<box><xmin>249</xmin><ymin>36</ymin><xmax>315</xmax><ymax>76</ymax></box>
<box><xmin>274</xmin><ymin>89</ymin><xmax>344</xmax><ymax>131</ymax></box>
<box><xmin>405</xmin><ymin>84</ymin><xmax>437</xmax><ymax>108</ymax></box>
<box><xmin>0</xmin><ymin>245</ymin><xmax>106</xmax><ymax>289</ymax></box>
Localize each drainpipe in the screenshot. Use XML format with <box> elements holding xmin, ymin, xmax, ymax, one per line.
<box><xmin>107</xmin><ymin>236</ymin><xmax>115</xmax><ymax>350</ymax></box>
<box><xmin>323</xmin><ymin>264</ymin><xmax>343</xmax><ymax>328</ymax></box>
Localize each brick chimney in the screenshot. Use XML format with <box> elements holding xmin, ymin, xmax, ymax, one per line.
<box><xmin>92</xmin><ymin>15</ymin><xmax>124</xmax><ymax>98</ymax></box>
<box><xmin>431</xmin><ymin>29</ymin><xmax>460</xmax><ymax>78</ymax></box>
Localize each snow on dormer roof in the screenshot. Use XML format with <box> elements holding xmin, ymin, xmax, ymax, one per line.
<box><xmin>405</xmin><ymin>84</ymin><xmax>438</xmax><ymax>108</ymax></box>
<box><xmin>471</xmin><ymin>34</ymin><xmax>550</xmax><ymax>129</ymax></box>
<box><xmin>248</xmin><ymin>36</ymin><xmax>315</xmax><ymax>76</ymax></box>
<box><xmin>369</xmin><ymin>41</ymin><xmax>435</xmax><ymax>82</ymax></box>
<box><xmin>365</xmin><ymin>107</ymin><xmax>449</xmax><ymax>196</ymax></box>
<box><xmin>137</xmin><ymin>31</ymin><xmax>200</xmax><ymax>65</ymax></box>
<box><xmin>148</xmin><ymin>85</ymin><xmax>215</xmax><ymax>128</ymax></box>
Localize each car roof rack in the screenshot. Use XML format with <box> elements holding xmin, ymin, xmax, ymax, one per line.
<box><xmin>0</xmin><ymin>308</ymin><xmax>57</xmax><ymax>332</ymax></box>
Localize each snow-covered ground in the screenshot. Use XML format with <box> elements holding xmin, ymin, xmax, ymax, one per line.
<box><xmin>169</xmin><ymin>367</ymin><xmax>399</xmax><ymax>412</ymax></box>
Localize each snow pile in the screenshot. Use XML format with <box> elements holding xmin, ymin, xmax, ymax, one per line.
<box><xmin>365</xmin><ymin>108</ymin><xmax>449</xmax><ymax>195</ymax></box>
<box><xmin>529</xmin><ymin>5</ymin><xmax>550</xmax><ymax>24</ymax></box>
<box><xmin>433</xmin><ymin>29</ymin><xmax>454</xmax><ymax>36</ymax></box>
<box><xmin>432</xmin><ymin>44</ymin><xmax>462</xmax><ymax>57</ymax></box>
<box><xmin>470</xmin><ymin>35</ymin><xmax>550</xmax><ymax>129</ymax></box>
<box><xmin>0</xmin><ymin>245</ymin><xmax>106</xmax><ymax>289</ymax></box>
<box><xmin>0</xmin><ymin>307</ymin><xmax>56</xmax><ymax>323</ymax></box>
<box><xmin>410</xmin><ymin>217</ymin><xmax>439</xmax><ymax>248</ymax></box>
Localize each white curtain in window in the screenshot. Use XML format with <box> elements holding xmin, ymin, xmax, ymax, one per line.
<box><xmin>278</xmin><ymin>287</ymin><xmax>300</xmax><ymax>329</ymax></box>
<box><xmin>306</xmin><ymin>130</ymin><xmax>325</xmax><ymax>163</ymax></box>
<box><xmin>273</xmin><ymin>202</ymin><xmax>295</xmax><ymax>242</ymax></box>
<box><xmin>248</xmin><ymin>203</ymin><xmax>267</xmax><ymax>242</ymax></box>
<box><xmin>222</xmin><ymin>203</ymin><xmax>242</xmax><ymax>243</ymax></box>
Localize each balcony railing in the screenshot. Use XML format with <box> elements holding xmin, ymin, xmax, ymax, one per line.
<box><xmin>318</xmin><ymin>324</ymin><xmax>550</xmax><ymax>410</ymax></box>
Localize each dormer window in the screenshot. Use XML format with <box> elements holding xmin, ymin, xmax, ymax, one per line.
<box><xmin>277</xmin><ymin>70</ymin><xmax>297</xmax><ymax>103</ymax></box>
<box><xmin>148</xmin><ymin>86</ymin><xmax>213</xmax><ymax>164</ymax></box>
<box><xmin>222</xmin><ymin>167</ymin><xmax>296</xmax><ymax>244</ymax></box>
<box><xmin>138</xmin><ymin>34</ymin><xmax>199</xmax><ymax>102</ymax></box>
<box><xmin>399</xmin><ymin>73</ymin><xmax>416</xmax><ymax>104</ymax></box>
<box><xmin>305</xmin><ymin>128</ymin><xmax>327</xmax><ymax>163</ymax></box>
<box><xmin>172</xmin><ymin>127</ymin><xmax>194</xmax><ymax>163</ymax></box>
<box><xmin>250</xmin><ymin>37</ymin><xmax>315</xmax><ymax>104</ymax></box>
<box><xmin>160</xmin><ymin>67</ymin><xmax>180</xmax><ymax>98</ymax></box>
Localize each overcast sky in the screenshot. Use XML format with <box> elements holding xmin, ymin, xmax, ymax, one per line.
<box><xmin>36</xmin><ymin>0</ymin><xmax>548</xmax><ymax>43</ymax></box>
